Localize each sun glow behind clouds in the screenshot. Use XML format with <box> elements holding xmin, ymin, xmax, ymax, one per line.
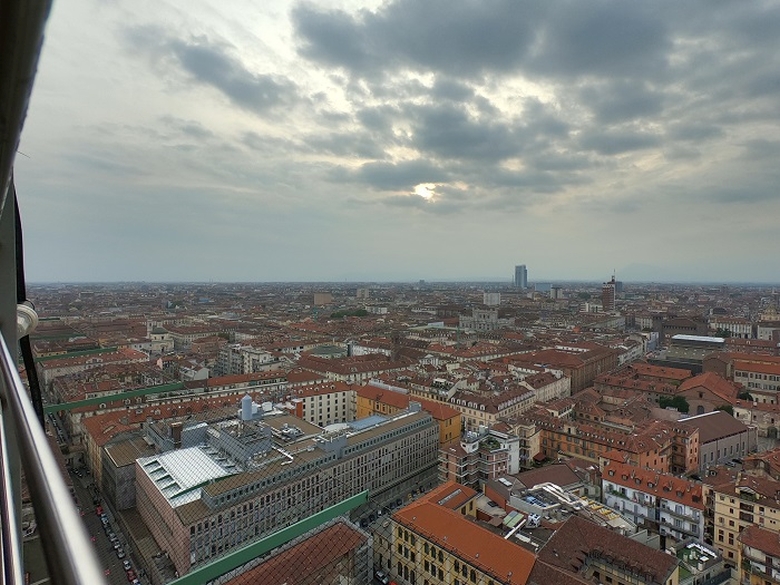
<box><xmin>413</xmin><ymin>183</ymin><xmax>436</xmax><ymax>200</ymax></box>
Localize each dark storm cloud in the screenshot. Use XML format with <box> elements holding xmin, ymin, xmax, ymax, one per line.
<box><xmin>124</xmin><ymin>26</ymin><xmax>300</xmax><ymax>115</ymax></box>
<box><xmin>292</xmin><ymin>0</ymin><xmax>544</xmax><ymax>78</ymax></box>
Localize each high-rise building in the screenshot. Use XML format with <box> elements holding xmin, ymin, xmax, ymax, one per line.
<box><xmin>602</xmin><ymin>276</ymin><xmax>616</xmax><ymax>312</ymax></box>
<box><xmin>514</xmin><ymin>264</ymin><xmax>528</xmax><ymax>289</ymax></box>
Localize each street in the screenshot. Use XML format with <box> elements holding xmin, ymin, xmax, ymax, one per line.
<box><xmin>68</xmin><ymin>469</ymin><xmax>141</xmax><ymax>585</ymax></box>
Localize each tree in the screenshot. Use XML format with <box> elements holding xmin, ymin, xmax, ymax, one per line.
<box><xmin>738</xmin><ymin>391</ymin><xmax>754</xmax><ymax>401</ymax></box>
<box><xmin>716</xmin><ymin>404</ymin><xmax>734</xmax><ymax>416</ymax></box>
<box><xmin>659</xmin><ymin>395</ymin><xmax>690</xmax><ymax>413</ymax></box>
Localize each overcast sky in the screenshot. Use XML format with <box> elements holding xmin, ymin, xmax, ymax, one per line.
<box><xmin>15</xmin><ymin>0</ymin><xmax>780</xmax><ymax>283</ymax></box>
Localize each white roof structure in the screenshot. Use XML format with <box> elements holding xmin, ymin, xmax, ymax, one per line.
<box><xmin>138</xmin><ymin>446</ymin><xmax>235</xmax><ymax>507</ymax></box>
<box><xmin>671</xmin><ymin>334</ymin><xmax>725</xmax><ymax>343</ymax></box>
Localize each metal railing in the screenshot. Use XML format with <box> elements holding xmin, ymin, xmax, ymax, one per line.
<box><xmin>0</xmin><ymin>334</ymin><xmax>108</xmax><ymax>585</ymax></box>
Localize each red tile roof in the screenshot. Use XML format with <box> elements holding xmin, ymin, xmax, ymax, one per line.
<box><xmin>222</xmin><ymin>521</ymin><xmax>368</xmax><ymax>584</ymax></box>
<box><xmin>537</xmin><ymin>515</ymin><xmax>678</xmax><ymax>583</ymax></box>
<box><xmin>394</xmin><ymin>502</ymin><xmax>535</xmax><ymax>585</ymax></box>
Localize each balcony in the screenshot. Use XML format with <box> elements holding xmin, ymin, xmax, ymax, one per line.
<box><xmin>1</xmin><ymin>333</ymin><xmax>108</xmax><ymax>584</ymax></box>
<box><xmin>660</xmin><ymin>503</ymin><xmax>701</xmax><ymax>522</ymax></box>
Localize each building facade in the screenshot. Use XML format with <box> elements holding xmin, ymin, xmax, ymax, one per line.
<box><xmin>514</xmin><ymin>265</ymin><xmax>528</xmax><ymax>289</ymax></box>
<box><xmin>136</xmin><ymin>407</ymin><xmax>439</xmax><ymax>575</ymax></box>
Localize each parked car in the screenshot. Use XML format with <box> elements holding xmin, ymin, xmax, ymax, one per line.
<box><xmin>116</xmin><ymin>548</ymin><xmax>126</xmax><ymax>559</ymax></box>
<box><xmin>126</xmin><ymin>569</ymin><xmax>136</xmax><ymax>582</ymax></box>
<box><xmin>122</xmin><ymin>560</ymin><xmax>132</xmax><ymax>571</ymax></box>
<box><xmin>375</xmin><ymin>570</ymin><xmax>390</xmax><ymax>585</ymax></box>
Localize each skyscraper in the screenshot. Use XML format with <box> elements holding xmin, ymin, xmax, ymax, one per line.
<box><xmin>602</xmin><ymin>276</ymin><xmax>616</xmax><ymax>311</ymax></box>
<box><xmin>514</xmin><ymin>264</ymin><xmax>528</xmax><ymax>288</ymax></box>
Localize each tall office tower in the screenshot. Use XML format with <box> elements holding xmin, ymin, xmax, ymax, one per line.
<box><xmin>514</xmin><ymin>264</ymin><xmax>528</xmax><ymax>288</ymax></box>
<box><xmin>602</xmin><ymin>276</ymin><xmax>616</xmax><ymax>311</ymax></box>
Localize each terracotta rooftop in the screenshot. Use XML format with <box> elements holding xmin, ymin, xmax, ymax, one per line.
<box><xmin>603</xmin><ymin>461</ymin><xmax>704</xmax><ymax>509</ymax></box>
<box><xmin>677</xmin><ymin>410</ymin><xmax>751</xmax><ymax>443</ymax></box>
<box><xmin>222</xmin><ymin>520</ymin><xmax>368</xmax><ymax>585</ymax></box>
<box><xmin>677</xmin><ymin>372</ymin><xmax>740</xmax><ymax>404</ymax></box>
<box><xmin>536</xmin><ymin>515</ymin><xmax>678</xmax><ymax>584</ymax></box>
<box><xmin>394</xmin><ymin>482</ymin><xmax>535</xmax><ymax>585</ymax></box>
<box><xmin>739</xmin><ymin>525</ymin><xmax>780</xmax><ymax>558</ymax></box>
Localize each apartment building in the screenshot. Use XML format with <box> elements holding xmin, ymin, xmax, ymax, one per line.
<box><xmin>506</xmin><ymin>344</ymin><xmax>618</xmax><ymax>392</ymax></box>
<box><xmin>448</xmin><ymin>387</ymin><xmax>534</xmax><ymax>432</ymax></box>
<box><xmin>518</xmin><ymin>371</ymin><xmax>571</xmax><ymax>403</ymax></box>
<box><xmin>734</xmin><ymin>360</ymin><xmax>780</xmax><ymax>402</ymax></box>
<box><xmin>534</xmin><ymin>515</ymin><xmax>680</xmax><ymax>585</ymax></box>
<box><xmin>356</xmin><ymin>382</ymin><xmax>462</xmax><ymax>446</ymax></box>
<box><xmin>136</xmin><ymin>405</ymin><xmax>439</xmax><ymax>575</ymax></box>
<box><xmin>297</xmin><ymin>354</ymin><xmax>410</xmax><ymax>384</ymax></box>
<box><xmin>602</xmin><ymin>462</ymin><xmax>705</xmax><ymax>542</ymax></box>
<box><xmin>286</xmin><ymin>381</ymin><xmax>356</xmax><ymax>426</ymax></box>
<box><xmin>215</xmin><ymin>343</ymin><xmax>284</xmax><ymax>376</ymax></box>
<box><xmin>386</xmin><ymin>482</ymin><xmax>536</xmax><ymax>585</ymax></box>
<box><xmin>709</xmin><ymin>472</ymin><xmax>780</xmax><ymax>564</ymax></box>
<box><xmin>164</xmin><ymin>324</ymin><xmax>223</xmax><ymax>349</ymax></box>
<box><xmin>739</xmin><ymin>525</ymin><xmax>780</xmax><ymax>585</ymax></box>
<box><xmin>709</xmin><ymin>316</ymin><xmax>753</xmax><ymax>339</ymax></box>
<box><xmin>439</xmin><ymin>426</ymin><xmax>520</xmax><ymax>488</ymax></box>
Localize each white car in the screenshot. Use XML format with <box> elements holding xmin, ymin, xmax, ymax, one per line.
<box><xmin>375</xmin><ymin>570</ymin><xmax>390</xmax><ymax>585</ymax></box>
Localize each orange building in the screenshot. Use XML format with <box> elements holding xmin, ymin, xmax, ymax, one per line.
<box><xmin>356</xmin><ymin>383</ymin><xmax>461</xmax><ymax>446</ymax></box>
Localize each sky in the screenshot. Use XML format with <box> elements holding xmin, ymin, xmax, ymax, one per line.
<box><xmin>14</xmin><ymin>0</ymin><xmax>780</xmax><ymax>283</ymax></box>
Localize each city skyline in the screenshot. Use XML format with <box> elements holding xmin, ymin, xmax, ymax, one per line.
<box><xmin>14</xmin><ymin>0</ymin><xmax>780</xmax><ymax>283</ymax></box>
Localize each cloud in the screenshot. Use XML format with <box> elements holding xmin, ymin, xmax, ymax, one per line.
<box><xmin>292</xmin><ymin>0</ymin><xmax>544</xmax><ymax>79</ymax></box>
<box><xmin>578</xmin><ymin>129</ymin><xmax>662</xmax><ymax>155</ymax></box>
<box><xmin>577</xmin><ymin>80</ymin><xmax>665</xmax><ymax>125</ymax></box>
<box><xmin>525</xmin><ymin>2</ymin><xmax>670</xmax><ymax>79</ymax></box>
<box><xmin>405</xmin><ymin>103</ymin><xmax>521</xmax><ymax>162</ymax></box>
<box><xmin>344</xmin><ymin>159</ymin><xmax>450</xmax><ymax>191</ymax></box>
<box><xmin>124</xmin><ymin>26</ymin><xmax>301</xmax><ymax>115</ymax></box>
